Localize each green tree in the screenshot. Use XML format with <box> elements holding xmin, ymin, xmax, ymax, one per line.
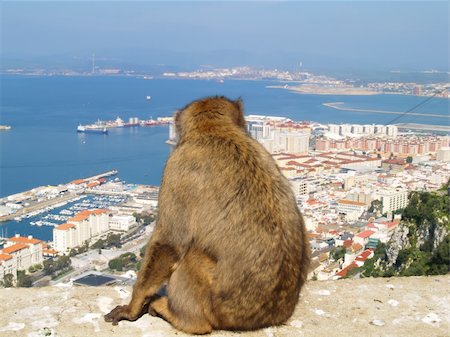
<box><xmin>1</xmin><ymin>273</ymin><xmax>14</xmax><ymax>287</ymax></box>
<box><xmin>109</xmin><ymin>259</ymin><xmax>123</xmax><ymax>271</ymax></box>
<box><xmin>43</xmin><ymin>256</ymin><xmax>71</xmax><ymax>276</ymax></box>
<box><xmin>133</xmin><ymin>212</ymin><xmax>155</xmax><ymax>226</ymax></box>
<box><xmin>406</xmin><ymin>156</ymin><xmax>413</xmax><ymax>164</ymax></box>
<box><xmin>369</xmin><ymin>199</ymin><xmax>383</xmax><ymax>216</ymax></box>
<box><xmin>332</xmin><ymin>247</ymin><xmax>346</xmax><ymax>261</ymax></box>
<box><xmin>106</xmin><ymin>233</ymin><xmax>122</xmax><ymax>248</ymax></box>
<box><xmin>17</xmin><ymin>270</ymin><xmax>33</xmax><ymax>287</ymax></box>
<box><xmin>92</xmin><ymin>239</ymin><xmax>105</xmax><ymax>250</ymax></box>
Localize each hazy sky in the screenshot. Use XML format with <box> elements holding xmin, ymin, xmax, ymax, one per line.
<box><xmin>1</xmin><ymin>1</ymin><xmax>448</xmax><ymax>71</ymax></box>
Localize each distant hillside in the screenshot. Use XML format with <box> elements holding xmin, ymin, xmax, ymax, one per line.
<box><xmin>361</xmin><ymin>187</ymin><xmax>449</xmax><ymax>277</ymax></box>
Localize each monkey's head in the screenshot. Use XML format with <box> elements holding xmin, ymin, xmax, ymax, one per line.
<box><xmin>174</xmin><ymin>96</ymin><xmax>246</xmax><ymax>142</ymax></box>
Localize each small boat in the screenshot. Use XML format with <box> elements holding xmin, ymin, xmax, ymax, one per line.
<box><xmin>146</xmin><ymin>95</ymin><xmax>152</xmax><ymax>101</ymax></box>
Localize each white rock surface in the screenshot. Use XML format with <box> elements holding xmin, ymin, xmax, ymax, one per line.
<box><xmin>0</xmin><ymin>276</ymin><xmax>448</xmax><ymax>337</ymax></box>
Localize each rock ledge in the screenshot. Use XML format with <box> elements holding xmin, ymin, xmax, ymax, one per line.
<box><xmin>0</xmin><ymin>276</ymin><xmax>448</xmax><ymax>337</ymax></box>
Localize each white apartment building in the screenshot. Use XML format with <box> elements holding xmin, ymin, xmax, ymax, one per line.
<box><xmin>340</xmin><ymin>124</ymin><xmax>352</xmax><ymax>135</ymax></box>
<box><xmin>247</xmin><ymin>122</ymin><xmax>271</xmax><ymax>140</ymax></box>
<box><xmin>376</xmin><ymin>189</ymin><xmax>409</xmax><ymax>213</ymax></box>
<box><xmin>337</xmin><ymin>199</ymin><xmax>367</xmax><ymax>221</ymax></box>
<box><xmin>436</xmin><ymin>147</ymin><xmax>450</xmax><ymax>162</ymax></box>
<box><xmin>386</xmin><ymin>125</ymin><xmax>398</xmax><ymax>138</ymax></box>
<box><xmin>0</xmin><ymin>253</ymin><xmax>17</xmax><ymax>284</ymax></box>
<box><xmin>327</xmin><ymin>123</ymin><xmax>397</xmax><ymax>138</ymax></box>
<box><xmin>290</xmin><ymin>179</ymin><xmax>309</xmax><ymax>196</ymax></box>
<box><xmin>328</xmin><ymin>124</ymin><xmax>340</xmax><ymax>135</ymax></box>
<box><xmin>351</xmin><ymin>124</ymin><xmax>364</xmax><ymax>135</ymax></box>
<box><xmin>278</xmin><ymin>132</ymin><xmax>310</xmax><ymax>154</ymax></box>
<box><xmin>109</xmin><ymin>215</ymin><xmax>137</xmax><ymax>232</ymax></box>
<box><xmin>0</xmin><ymin>235</ymin><xmax>44</xmax><ymax>273</ymax></box>
<box><xmin>53</xmin><ymin>223</ymin><xmax>77</xmax><ymax>254</ymax></box>
<box><xmin>53</xmin><ymin>209</ymin><xmax>110</xmax><ymax>255</ymax></box>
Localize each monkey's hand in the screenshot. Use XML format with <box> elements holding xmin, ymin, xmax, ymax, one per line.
<box><xmin>104</xmin><ymin>305</ymin><xmax>139</xmax><ymax>325</ymax></box>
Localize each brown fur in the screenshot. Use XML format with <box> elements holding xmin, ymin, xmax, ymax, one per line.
<box><xmin>104</xmin><ymin>96</ymin><xmax>310</xmax><ymax>334</ymax></box>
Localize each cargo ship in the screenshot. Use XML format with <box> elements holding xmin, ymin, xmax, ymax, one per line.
<box><xmin>0</xmin><ymin>125</ymin><xmax>12</xmax><ymax>131</ymax></box>
<box><xmin>77</xmin><ymin>125</ymin><xmax>108</xmax><ymax>134</ymax></box>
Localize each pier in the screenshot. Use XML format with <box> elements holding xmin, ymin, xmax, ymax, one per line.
<box><xmin>0</xmin><ymin>193</ymin><xmax>81</xmax><ymax>222</ymax></box>
<box><xmin>0</xmin><ymin>170</ymin><xmax>119</xmax><ymax>223</ymax></box>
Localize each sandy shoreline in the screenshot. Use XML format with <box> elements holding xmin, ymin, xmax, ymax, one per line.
<box><xmin>267</xmin><ymin>84</ymin><xmax>379</xmax><ymax>96</ymax></box>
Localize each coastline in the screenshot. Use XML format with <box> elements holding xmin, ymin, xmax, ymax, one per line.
<box><xmin>267</xmin><ymin>84</ymin><xmax>380</xmax><ymax>96</ymax></box>
<box><xmin>323</xmin><ymin>102</ymin><xmax>450</xmax><ymax>119</ymax></box>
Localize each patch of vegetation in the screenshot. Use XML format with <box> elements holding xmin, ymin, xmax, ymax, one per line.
<box><xmin>108</xmin><ymin>252</ymin><xmax>138</xmax><ymax>272</ymax></box>
<box><xmin>0</xmin><ymin>273</ymin><xmax>14</xmax><ymax>287</ymax></box>
<box><xmin>331</xmin><ymin>246</ymin><xmax>346</xmax><ymax>261</ymax></box>
<box><xmin>133</xmin><ymin>212</ymin><xmax>155</xmax><ymax>226</ymax></box>
<box><xmin>91</xmin><ymin>233</ymin><xmax>122</xmax><ymax>250</ymax></box>
<box><xmin>43</xmin><ymin>255</ymin><xmax>72</xmax><ymax>279</ymax></box>
<box><xmin>360</xmin><ymin>188</ymin><xmax>450</xmax><ymax>278</ymax></box>
<box><xmin>402</xmin><ymin>191</ymin><xmax>450</xmax><ymax>226</ymax></box>
<box><xmin>28</xmin><ymin>263</ymin><xmax>43</xmax><ymax>273</ymax></box>
<box><xmin>17</xmin><ymin>270</ymin><xmax>33</xmax><ymax>287</ymax></box>
<box><xmin>69</xmin><ymin>241</ymin><xmax>89</xmax><ymax>257</ymax></box>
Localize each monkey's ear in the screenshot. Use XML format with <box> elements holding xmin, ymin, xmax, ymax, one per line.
<box><xmin>233</xmin><ymin>97</ymin><xmax>246</xmax><ymax>129</ymax></box>
<box><xmin>234</xmin><ymin>97</ymin><xmax>244</xmax><ymax>113</ymax></box>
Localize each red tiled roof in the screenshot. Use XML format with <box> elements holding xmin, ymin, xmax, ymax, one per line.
<box><xmin>70</xmin><ymin>179</ymin><xmax>85</xmax><ymax>185</ymax></box>
<box><xmin>55</xmin><ymin>223</ymin><xmax>75</xmax><ymax>230</ymax></box>
<box><xmin>343</xmin><ymin>239</ymin><xmax>353</xmax><ymax>248</ymax></box>
<box><xmin>355</xmin><ymin>250</ymin><xmax>373</xmax><ymax>262</ymax></box>
<box><xmin>351</xmin><ymin>243</ymin><xmax>364</xmax><ymax>252</ymax></box>
<box><xmin>336</xmin><ymin>262</ymin><xmax>358</xmax><ymax>278</ymax></box>
<box><xmin>338</xmin><ymin>199</ymin><xmax>366</xmax><ymax>206</ymax></box>
<box><xmin>380</xmin><ymin>220</ymin><xmax>401</xmax><ymax>230</ymax></box>
<box><xmin>0</xmin><ymin>253</ymin><xmax>12</xmax><ymax>261</ymax></box>
<box><xmin>8</xmin><ymin>236</ymin><xmax>41</xmax><ymax>245</ymax></box>
<box><xmin>356</xmin><ymin>230</ymin><xmax>375</xmax><ymax>239</ymax></box>
<box><xmin>43</xmin><ymin>248</ymin><xmax>59</xmax><ymax>255</ymax></box>
<box><xmin>382</xmin><ymin>159</ymin><xmax>406</xmax><ymax>165</ymax></box>
<box><xmin>87</xmin><ymin>181</ymin><xmax>100</xmax><ymax>188</ymax></box>
<box><xmin>2</xmin><ymin>243</ymin><xmax>28</xmax><ymax>254</ymax></box>
<box><xmin>68</xmin><ymin>209</ymin><xmax>107</xmax><ymax>222</ymax></box>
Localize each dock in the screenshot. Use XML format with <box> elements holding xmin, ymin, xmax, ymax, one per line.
<box><xmin>0</xmin><ymin>192</ymin><xmax>81</xmax><ymax>222</ymax></box>
<box><xmin>0</xmin><ymin>170</ymin><xmax>119</xmax><ymax>223</ymax></box>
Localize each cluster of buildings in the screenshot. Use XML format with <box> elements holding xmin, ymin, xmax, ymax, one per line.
<box><xmin>163</xmin><ymin>66</ymin><xmax>315</xmax><ymax>81</ymax></box>
<box><xmin>316</xmin><ymin>134</ymin><xmax>450</xmax><ymax>156</ymax></box>
<box><xmin>169</xmin><ymin>114</ymin><xmax>312</xmax><ymax>155</ymax></box>
<box><xmin>0</xmin><ymin>170</ymin><xmax>118</xmax><ymax>219</ymax></box>
<box><xmin>366</xmin><ymin>81</ymin><xmax>450</xmax><ymax>98</ymax></box>
<box><xmin>296</xmin><ymin>156</ymin><xmax>449</xmax><ymax>280</ymax></box>
<box><xmin>0</xmin><ymin>235</ymin><xmax>49</xmax><ymax>284</ymax></box>
<box><xmin>243</xmin><ymin>120</ymin><xmax>450</xmax><ymax>280</ymax></box>
<box><xmin>325</xmin><ymin>123</ymin><xmax>398</xmax><ymax>138</ymax></box>
<box><xmin>246</xmin><ymin>115</ymin><xmax>311</xmax><ymax>154</ymax></box>
<box><xmin>0</xmin><ymin>174</ymin><xmax>162</xmax><ymax>285</ymax></box>
<box><xmin>52</xmin><ymin>184</ymin><xmax>161</xmax><ymax>255</ymax></box>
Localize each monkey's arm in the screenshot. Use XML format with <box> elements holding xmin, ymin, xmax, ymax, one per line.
<box><xmin>104</xmin><ymin>234</ymin><xmax>178</xmax><ymax>325</ymax></box>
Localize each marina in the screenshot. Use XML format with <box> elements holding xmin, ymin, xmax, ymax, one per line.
<box><xmin>0</xmin><ymin>176</ymin><xmax>131</xmax><ymax>242</ymax></box>
<box><xmin>0</xmin><ymin>170</ymin><xmax>119</xmax><ymax>223</ymax></box>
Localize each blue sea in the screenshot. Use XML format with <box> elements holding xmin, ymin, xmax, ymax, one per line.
<box><xmin>0</xmin><ymin>75</ymin><xmax>449</xmax><ymax>240</ymax></box>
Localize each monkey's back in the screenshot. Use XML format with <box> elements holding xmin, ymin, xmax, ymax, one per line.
<box><xmin>162</xmin><ymin>124</ymin><xmax>309</xmax><ymax>330</ymax></box>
